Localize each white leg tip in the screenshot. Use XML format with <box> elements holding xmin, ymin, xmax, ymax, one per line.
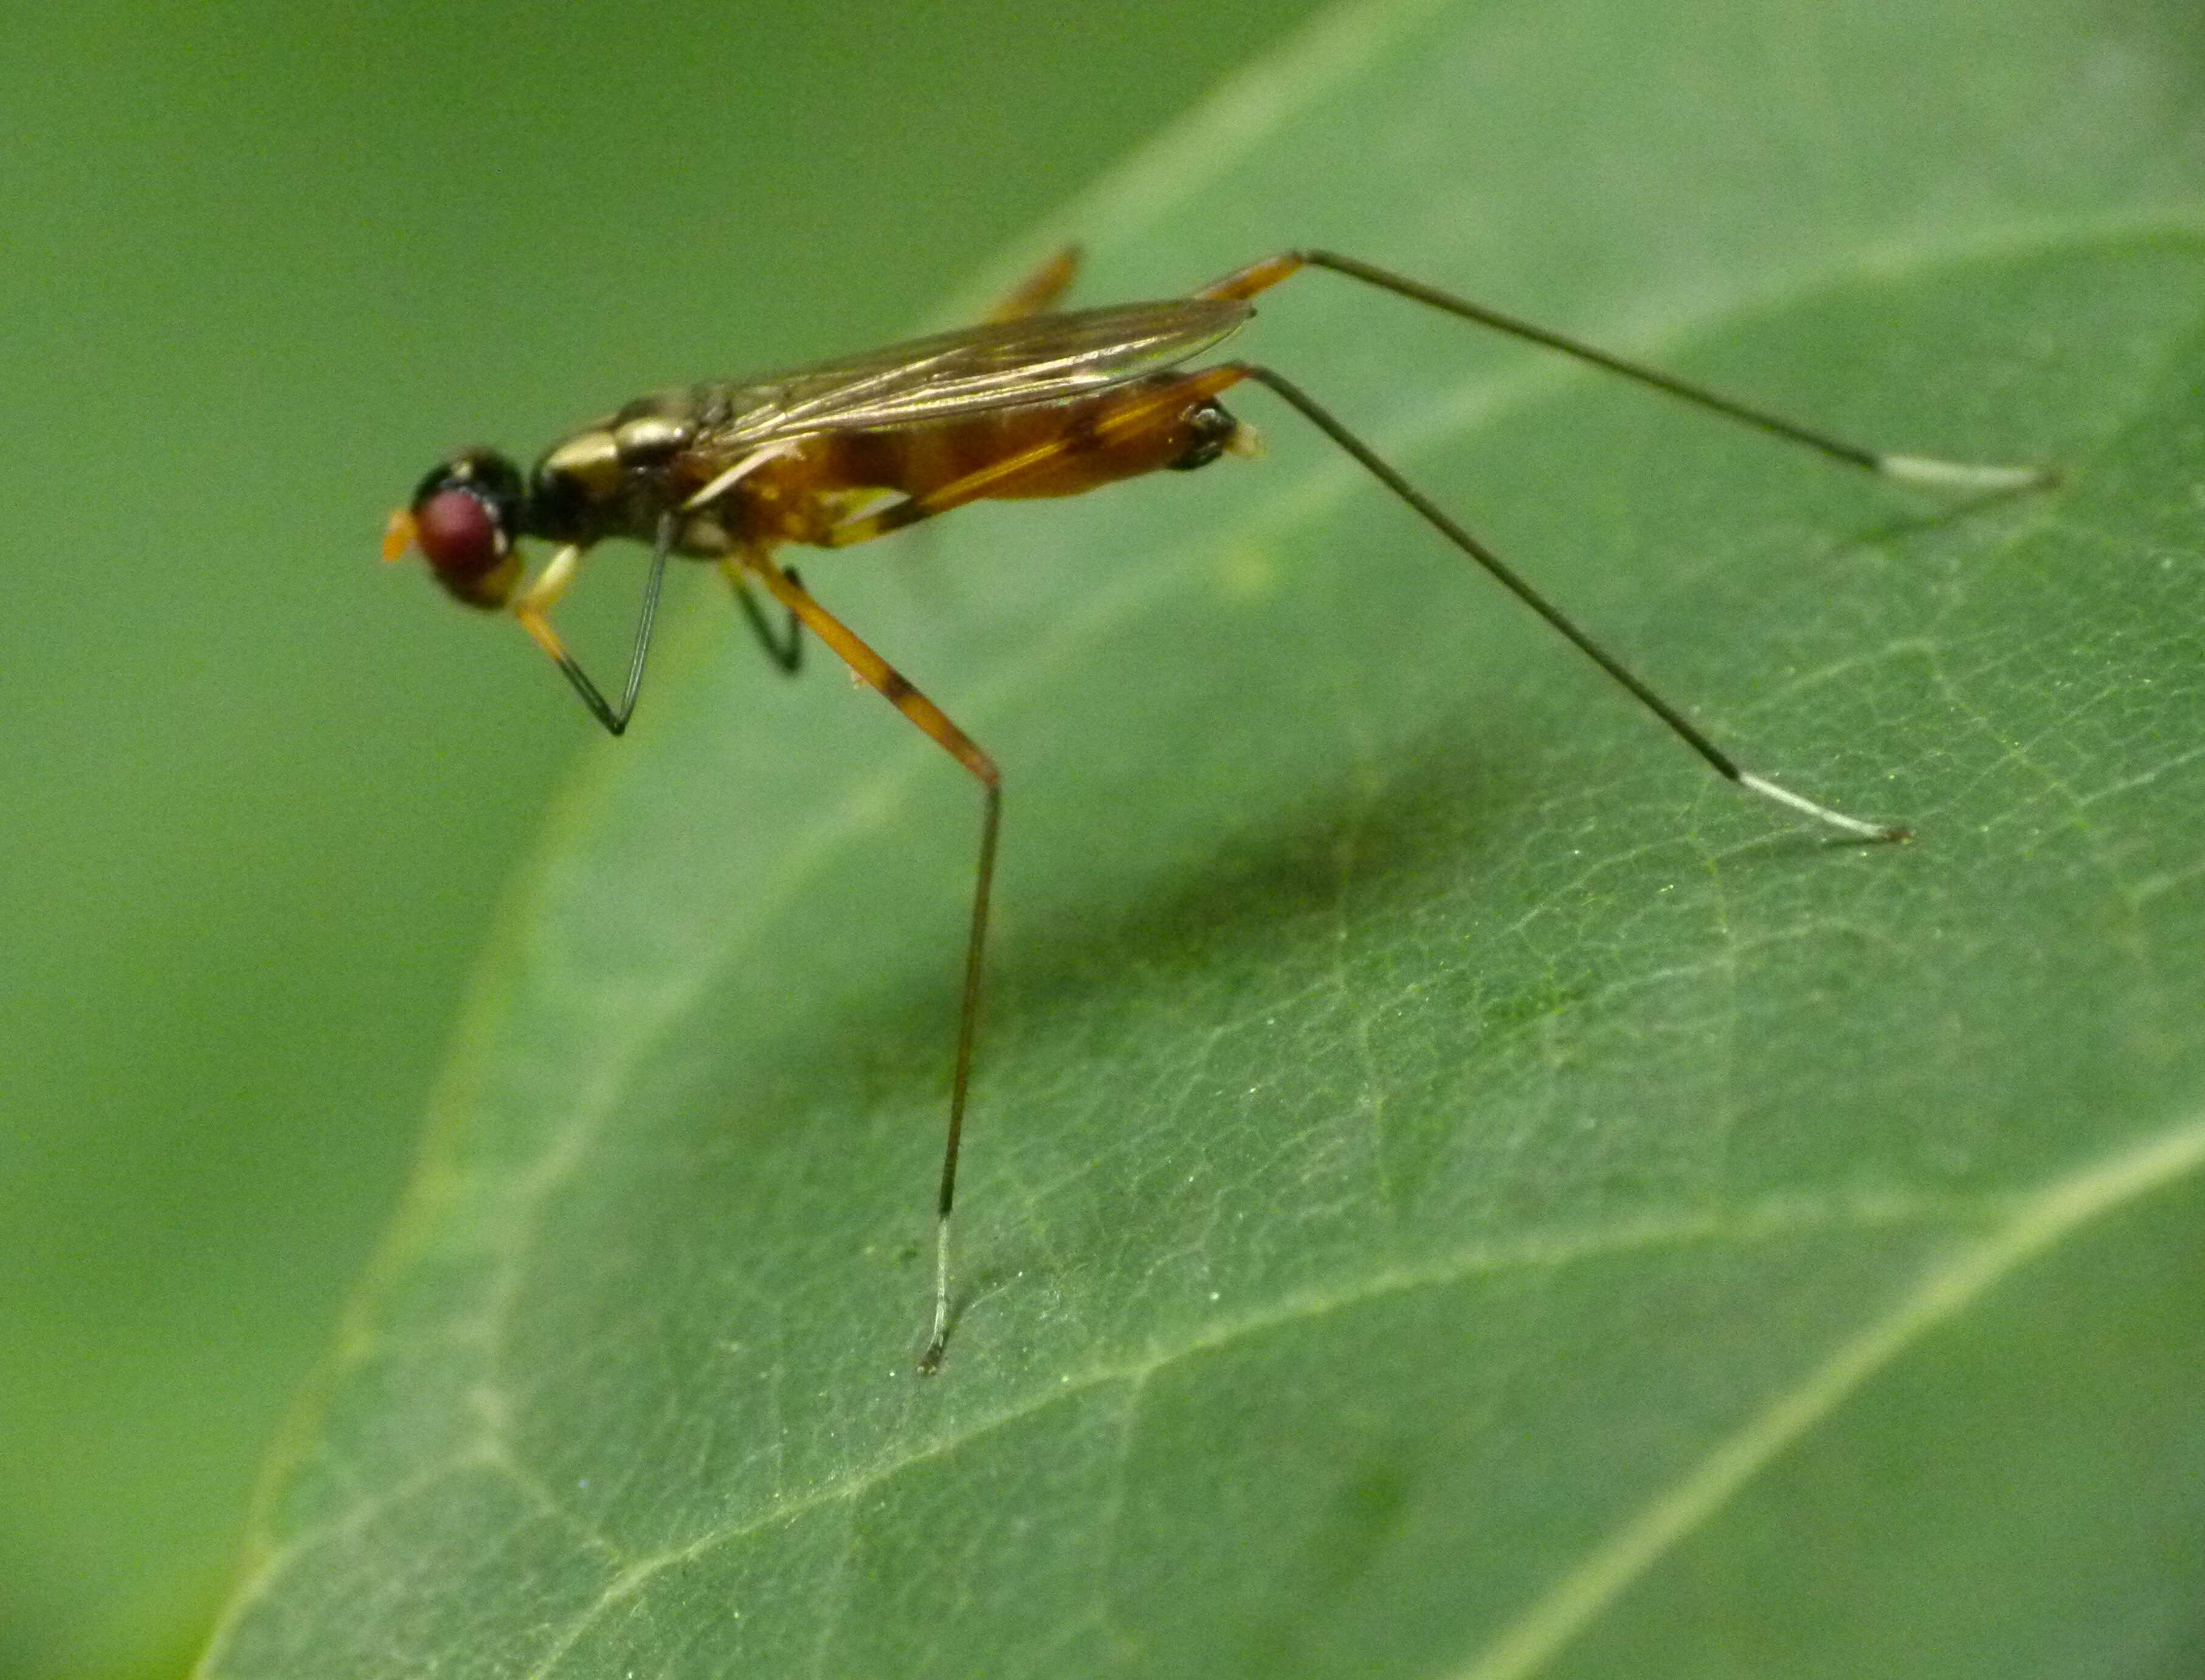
<box><xmin>917</xmin><ymin>1219</ymin><xmax>953</xmax><ymax>1375</ymax></box>
<box><xmin>1876</xmin><ymin>453</ymin><xmax>2057</xmax><ymax>494</ymax></box>
<box><xmin>1737</xmin><ymin>772</ymin><xmax>1908</xmax><ymax>842</ymax></box>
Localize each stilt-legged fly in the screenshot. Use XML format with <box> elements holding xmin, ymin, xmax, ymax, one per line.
<box><xmin>384</xmin><ymin>247</ymin><xmax>2050</xmax><ymax>1373</ymax></box>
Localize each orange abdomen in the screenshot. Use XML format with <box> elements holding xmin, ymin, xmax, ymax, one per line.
<box><xmin>830</xmin><ymin>376</ymin><xmax>1230</xmax><ymax>504</ymax></box>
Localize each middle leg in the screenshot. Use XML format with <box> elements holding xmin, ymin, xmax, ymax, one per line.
<box><xmin>741</xmin><ymin>551</ymin><xmax>1001</xmax><ymax>1374</ymax></box>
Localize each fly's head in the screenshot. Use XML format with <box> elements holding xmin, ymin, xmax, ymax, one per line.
<box><xmin>383</xmin><ymin>449</ymin><xmax>527</xmax><ymax>609</ymax></box>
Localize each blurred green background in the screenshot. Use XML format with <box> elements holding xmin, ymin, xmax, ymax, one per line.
<box><xmin>0</xmin><ymin>3</ymin><xmax>1327</xmax><ymax>1673</ymax></box>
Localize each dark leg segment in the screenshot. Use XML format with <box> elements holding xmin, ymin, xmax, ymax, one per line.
<box><xmin>516</xmin><ymin>516</ymin><xmax>675</xmax><ymax>736</ymax></box>
<box><xmin>1199</xmin><ymin>251</ymin><xmax>2050</xmax><ymax>493</ymax></box>
<box><xmin>1238</xmin><ymin>362</ymin><xmax>1906</xmax><ymax>841</ymax></box>
<box><xmin>730</xmin><ymin>567</ymin><xmax>805</xmax><ymax>674</ymax></box>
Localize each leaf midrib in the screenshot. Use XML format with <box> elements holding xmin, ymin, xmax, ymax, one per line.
<box><xmin>216</xmin><ymin>1105</ymin><xmax>2205</xmax><ymax>1680</ymax></box>
<box><xmin>1451</xmin><ymin>1108</ymin><xmax>2205</xmax><ymax>1680</ymax></box>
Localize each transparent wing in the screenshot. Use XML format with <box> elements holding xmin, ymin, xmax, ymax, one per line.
<box><xmin>647</xmin><ymin>297</ymin><xmax>1252</xmax><ymax>459</ymax></box>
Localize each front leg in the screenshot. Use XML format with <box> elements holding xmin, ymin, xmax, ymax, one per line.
<box><xmin>512</xmin><ymin>518</ymin><xmax>674</xmax><ymax>736</ymax></box>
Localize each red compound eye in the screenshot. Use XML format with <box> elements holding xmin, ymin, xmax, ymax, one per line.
<box><xmin>414</xmin><ymin>487</ymin><xmax>504</xmax><ymax>587</ymax></box>
<box><xmin>388</xmin><ymin>449</ymin><xmax>526</xmax><ymax>608</ymax></box>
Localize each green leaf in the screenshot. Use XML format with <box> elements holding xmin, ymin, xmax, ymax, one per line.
<box><xmin>202</xmin><ymin>0</ymin><xmax>2205</xmax><ymax>1675</ymax></box>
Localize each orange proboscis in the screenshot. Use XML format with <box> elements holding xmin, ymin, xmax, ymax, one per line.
<box><xmin>381</xmin><ymin>509</ymin><xmax>418</xmax><ymax>562</ymax></box>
